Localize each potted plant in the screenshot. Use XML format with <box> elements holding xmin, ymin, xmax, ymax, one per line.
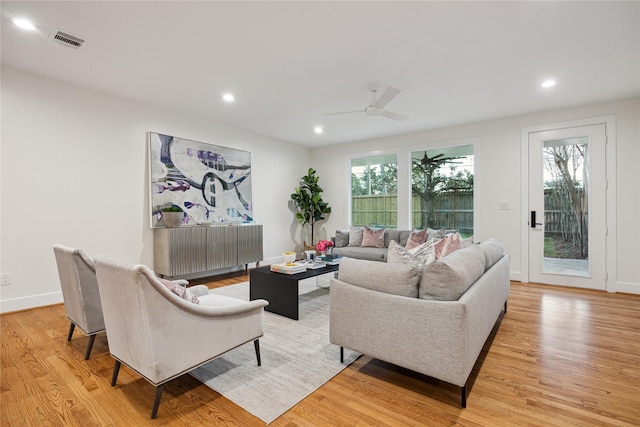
<box><xmin>162</xmin><ymin>205</ymin><xmax>184</xmax><ymax>228</ymax></box>
<box><xmin>290</xmin><ymin>168</ymin><xmax>331</xmax><ymax>248</ymax></box>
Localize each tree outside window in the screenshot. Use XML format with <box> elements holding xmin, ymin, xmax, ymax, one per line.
<box><xmin>411</xmin><ymin>145</ymin><xmax>474</xmax><ymax>236</ymax></box>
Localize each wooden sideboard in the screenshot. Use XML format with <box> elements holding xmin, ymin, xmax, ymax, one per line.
<box><xmin>154</xmin><ymin>224</ymin><xmax>263</xmax><ymax>278</ymax></box>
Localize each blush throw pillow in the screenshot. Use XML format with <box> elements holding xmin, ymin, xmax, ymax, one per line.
<box><xmin>361</xmin><ymin>226</ymin><xmax>385</xmax><ymax>248</ymax></box>
<box><xmin>348</xmin><ymin>226</ymin><xmax>364</xmax><ymax>247</ymax></box>
<box><xmin>405</xmin><ymin>229</ymin><xmax>428</xmax><ymax>250</ymax></box>
<box><xmin>434</xmin><ymin>232</ymin><xmax>463</xmax><ymax>259</ymax></box>
<box><xmin>159</xmin><ymin>278</ymin><xmax>200</xmax><ymax>304</ymax></box>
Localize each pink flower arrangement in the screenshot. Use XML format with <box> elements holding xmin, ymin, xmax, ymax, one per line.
<box><xmin>316</xmin><ymin>239</ymin><xmax>334</xmax><ymax>253</ymax></box>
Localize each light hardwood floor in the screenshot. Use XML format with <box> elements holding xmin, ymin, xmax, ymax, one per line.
<box><xmin>2</xmin><ymin>273</ymin><xmax>639</xmax><ymax>426</ymax></box>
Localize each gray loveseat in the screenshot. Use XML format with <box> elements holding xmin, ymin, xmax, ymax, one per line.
<box><xmin>329</xmin><ymin>239</ymin><xmax>509</xmax><ymax>407</ymax></box>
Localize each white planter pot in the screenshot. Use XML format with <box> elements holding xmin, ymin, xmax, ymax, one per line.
<box><xmin>162</xmin><ymin>211</ymin><xmax>183</xmax><ymax>228</ymax></box>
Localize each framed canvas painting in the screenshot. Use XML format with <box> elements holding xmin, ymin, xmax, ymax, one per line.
<box><xmin>148</xmin><ymin>132</ymin><xmax>253</xmax><ymax>227</ymax></box>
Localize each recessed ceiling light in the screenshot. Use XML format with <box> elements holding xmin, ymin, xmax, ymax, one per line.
<box><xmin>13</xmin><ymin>18</ymin><xmax>36</xmax><ymax>31</ymax></box>
<box><xmin>314</xmin><ymin>126</ymin><xmax>323</xmax><ymax>134</ymax></box>
<box><xmin>541</xmin><ymin>79</ymin><xmax>557</xmax><ymax>88</ymax></box>
<box><xmin>222</xmin><ymin>93</ymin><xmax>235</xmax><ymax>102</ymax></box>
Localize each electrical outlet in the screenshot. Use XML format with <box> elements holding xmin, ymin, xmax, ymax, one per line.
<box><xmin>1</xmin><ymin>273</ymin><xmax>11</xmax><ymax>286</ymax></box>
<box><xmin>499</xmin><ymin>201</ymin><xmax>509</xmax><ymax>210</ymax></box>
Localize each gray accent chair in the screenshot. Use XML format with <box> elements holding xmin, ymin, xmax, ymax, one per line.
<box><xmin>53</xmin><ymin>244</ymin><xmax>106</xmax><ymax>360</ymax></box>
<box><xmin>94</xmin><ymin>256</ymin><xmax>268</xmax><ymax>419</ymax></box>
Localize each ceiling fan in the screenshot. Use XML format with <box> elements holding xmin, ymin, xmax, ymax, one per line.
<box><xmin>324</xmin><ymin>85</ymin><xmax>409</xmax><ymax>122</ymax></box>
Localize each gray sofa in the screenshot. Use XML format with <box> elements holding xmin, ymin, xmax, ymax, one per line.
<box><xmin>331</xmin><ymin>229</ymin><xmax>411</xmax><ymax>261</ymax></box>
<box><xmin>329</xmin><ymin>239</ymin><xmax>510</xmax><ymax>407</ymax></box>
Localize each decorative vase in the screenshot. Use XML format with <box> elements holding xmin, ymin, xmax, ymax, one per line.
<box><xmin>162</xmin><ymin>212</ymin><xmax>183</xmax><ymax>228</ymax></box>
<box><xmin>282</xmin><ymin>251</ymin><xmax>296</xmax><ymax>265</ymax></box>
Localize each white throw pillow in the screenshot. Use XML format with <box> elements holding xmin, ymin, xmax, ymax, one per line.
<box><xmin>387</xmin><ymin>239</ymin><xmax>435</xmax><ymax>273</ymax></box>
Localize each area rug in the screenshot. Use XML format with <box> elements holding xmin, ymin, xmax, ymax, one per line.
<box><xmin>190</xmin><ymin>273</ymin><xmax>361</xmax><ymax>424</ymax></box>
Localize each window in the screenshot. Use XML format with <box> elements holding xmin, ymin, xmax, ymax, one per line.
<box><xmin>351</xmin><ymin>154</ymin><xmax>397</xmax><ymax>228</ymax></box>
<box><xmin>411</xmin><ymin>145</ymin><xmax>474</xmax><ymax>236</ymax></box>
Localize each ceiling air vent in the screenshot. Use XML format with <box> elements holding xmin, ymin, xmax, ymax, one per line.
<box><xmin>48</xmin><ymin>30</ymin><xmax>85</xmax><ymax>49</ymax></box>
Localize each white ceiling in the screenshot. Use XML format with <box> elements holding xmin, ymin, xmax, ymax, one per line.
<box><xmin>1</xmin><ymin>1</ymin><xmax>639</xmax><ymax>147</ymax></box>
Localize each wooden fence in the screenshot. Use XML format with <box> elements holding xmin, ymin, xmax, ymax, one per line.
<box><xmin>352</xmin><ymin>190</ymin><xmax>473</xmax><ymax>233</ymax></box>
<box><xmin>353</xmin><ymin>189</ymin><xmax>584</xmax><ymax>240</ymax></box>
<box><xmin>543</xmin><ymin>188</ymin><xmax>587</xmax><ymax>238</ymax></box>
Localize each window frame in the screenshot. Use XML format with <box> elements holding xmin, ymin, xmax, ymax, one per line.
<box><xmin>347</xmin><ymin>138</ymin><xmax>478</xmax><ymax>233</ymax></box>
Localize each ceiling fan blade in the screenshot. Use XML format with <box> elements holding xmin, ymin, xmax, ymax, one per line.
<box><xmin>381</xmin><ymin>110</ymin><xmax>409</xmax><ymax>121</ymax></box>
<box><xmin>372</xmin><ymin>86</ymin><xmax>401</xmax><ymax>109</ymax></box>
<box><xmin>323</xmin><ymin>110</ymin><xmax>363</xmax><ymax>116</ymax></box>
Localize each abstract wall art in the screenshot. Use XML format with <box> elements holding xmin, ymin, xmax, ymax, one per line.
<box><xmin>148</xmin><ymin>132</ymin><xmax>253</xmax><ymax>227</ymax></box>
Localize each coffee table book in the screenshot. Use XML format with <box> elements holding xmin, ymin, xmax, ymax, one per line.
<box><xmin>306</xmin><ymin>261</ymin><xmax>327</xmax><ymax>269</ymax></box>
<box><xmin>319</xmin><ymin>255</ymin><xmax>342</xmax><ymax>265</ymax></box>
<box><xmin>270</xmin><ymin>263</ymin><xmax>307</xmax><ymax>275</ymax></box>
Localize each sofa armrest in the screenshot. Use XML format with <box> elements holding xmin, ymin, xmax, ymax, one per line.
<box><xmin>458</xmin><ymin>254</ymin><xmax>510</xmax><ymax>374</ymax></box>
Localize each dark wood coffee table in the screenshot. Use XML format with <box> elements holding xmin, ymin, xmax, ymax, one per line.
<box><xmin>249</xmin><ymin>264</ymin><xmax>339</xmax><ymax>320</ymax></box>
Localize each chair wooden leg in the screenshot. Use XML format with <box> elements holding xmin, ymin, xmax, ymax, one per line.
<box><xmin>111</xmin><ymin>360</ymin><xmax>121</xmax><ymax>386</ymax></box>
<box><xmin>67</xmin><ymin>323</ymin><xmax>75</xmax><ymax>341</ymax></box>
<box><xmin>254</xmin><ymin>339</ymin><xmax>261</xmax><ymax>366</ymax></box>
<box><xmin>151</xmin><ymin>384</ymin><xmax>164</xmax><ymax>419</ymax></box>
<box><xmin>84</xmin><ymin>334</ymin><xmax>97</xmax><ymax>360</ymax></box>
<box><xmin>340</xmin><ymin>347</ymin><xmax>344</xmax><ymax>363</ymax></box>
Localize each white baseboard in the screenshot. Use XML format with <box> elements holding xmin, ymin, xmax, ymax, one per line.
<box><xmin>509</xmin><ymin>271</ymin><xmax>522</xmax><ymax>282</ymax></box>
<box><xmin>614</xmin><ymin>281</ymin><xmax>640</xmax><ymax>295</ymax></box>
<box><xmin>0</xmin><ymin>291</ymin><xmax>63</xmax><ymax>314</ymax></box>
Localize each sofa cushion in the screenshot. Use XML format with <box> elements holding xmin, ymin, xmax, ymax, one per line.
<box><xmin>361</xmin><ymin>226</ymin><xmax>385</xmax><ymax>248</ymax></box>
<box><xmin>348</xmin><ymin>226</ymin><xmax>364</xmax><ymax>247</ymax></box>
<box><xmin>338</xmin><ymin>257</ymin><xmax>421</xmax><ymax>298</ymax></box>
<box><xmin>405</xmin><ymin>229</ymin><xmax>428</xmax><ymax>250</ymax></box>
<box><xmin>384</xmin><ymin>229</ymin><xmax>402</xmax><ymax>247</ymax></box>
<box><xmin>333</xmin><ymin>246</ymin><xmax>387</xmax><ymax>262</ymax></box>
<box><xmin>434</xmin><ymin>232</ymin><xmax>463</xmax><ymax>259</ymax></box>
<box><xmin>419</xmin><ymin>245</ymin><xmax>486</xmax><ymax>301</ymax></box>
<box><xmin>334</xmin><ymin>229</ymin><xmax>349</xmax><ymax>248</ymax></box>
<box><xmin>387</xmin><ymin>240</ymin><xmax>435</xmax><ymax>273</ymax></box>
<box><xmin>479</xmin><ymin>238</ymin><xmax>504</xmax><ymax>270</ymax></box>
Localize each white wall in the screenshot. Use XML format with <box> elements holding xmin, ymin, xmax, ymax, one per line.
<box><xmin>311</xmin><ymin>97</ymin><xmax>640</xmax><ymax>293</ymax></box>
<box><xmin>2</xmin><ymin>66</ymin><xmax>638</xmax><ymax>313</ymax></box>
<box><xmin>0</xmin><ymin>67</ymin><xmax>311</xmax><ymax>312</ymax></box>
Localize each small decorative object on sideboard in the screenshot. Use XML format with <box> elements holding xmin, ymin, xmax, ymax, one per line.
<box><xmin>161</xmin><ymin>205</ymin><xmax>184</xmax><ymax>228</ymax></box>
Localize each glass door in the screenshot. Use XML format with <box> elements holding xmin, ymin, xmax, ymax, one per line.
<box><xmin>528</xmin><ymin>124</ymin><xmax>607</xmax><ymax>289</ymax></box>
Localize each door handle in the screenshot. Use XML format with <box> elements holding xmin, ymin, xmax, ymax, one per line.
<box><xmin>530</xmin><ymin>211</ymin><xmax>543</xmax><ymax>228</ymax></box>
